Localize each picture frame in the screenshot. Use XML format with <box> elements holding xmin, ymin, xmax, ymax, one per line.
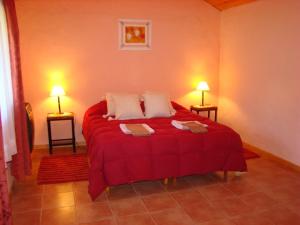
<box><xmin>119</xmin><ymin>19</ymin><xmax>152</xmax><ymax>50</ymax></box>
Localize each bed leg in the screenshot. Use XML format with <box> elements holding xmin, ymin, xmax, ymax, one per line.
<box><xmin>173</xmin><ymin>177</ymin><xmax>177</xmax><ymax>184</ymax></box>
<box><xmin>235</xmin><ymin>171</ymin><xmax>242</xmax><ymax>176</ymax></box>
<box><xmin>223</xmin><ymin>171</ymin><xmax>228</xmax><ymax>182</ymax></box>
<box><xmin>105</xmin><ymin>186</ymin><xmax>110</xmax><ymax>193</ymax></box>
<box><xmin>163</xmin><ymin>178</ymin><xmax>169</xmax><ymax>185</ymax></box>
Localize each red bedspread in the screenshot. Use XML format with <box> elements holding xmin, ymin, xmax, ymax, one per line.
<box><xmin>83</xmin><ymin>101</ymin><xmax>247</xmax><ymax>200</ymax></box>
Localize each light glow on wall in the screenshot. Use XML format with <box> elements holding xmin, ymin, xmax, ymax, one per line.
<box><xmin>176</xmin><ymin>75</ymin><xmax>211</xmax><ymax>106</ymax></box>
<box><xmin>43</xmin><ymin>69</ymin><xmax>73</xmax><ymax>113</ymax></box>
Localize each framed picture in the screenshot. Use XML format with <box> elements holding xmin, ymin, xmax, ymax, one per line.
<box><xmin>119</xmin><ymin>19</ymin><xmax>152</xmax><ymax>50</ymax></box>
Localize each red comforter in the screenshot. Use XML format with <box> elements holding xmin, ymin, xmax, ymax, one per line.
<box><xmin>83</xmin><ymin>101</ymin><xmax>247</xmax><ymax>200</ymax></box>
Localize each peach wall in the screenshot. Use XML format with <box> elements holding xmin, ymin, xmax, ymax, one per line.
<box><xmin>219</xmin><ymin>0</ymin><xmax>300</xmax><ymax>165</ymax></box>
<box><xmin>15</xmin><ymin>0</ymin><xmax>220</xmax><ymax>145</ymax></box>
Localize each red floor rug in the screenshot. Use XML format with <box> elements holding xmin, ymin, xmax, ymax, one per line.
<box><xmin>37</xmin><ymin>154</ymin><xmax>88</xmax><ymax>184</ymax></box>
<box><xmin>243</xmin><ymin>148</ymin><xmax>260</xmax><ymax>160</ymax></box>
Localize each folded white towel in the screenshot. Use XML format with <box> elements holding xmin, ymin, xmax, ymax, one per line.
<box><xmin>119</xmin><ymin>124</ymin><xmax>155</xmax><ymax>134</ymax></box>
<box><xmin>171</xmin><ymin>120</ymin><xmax>208</xmax><ymax>130</ymax></box>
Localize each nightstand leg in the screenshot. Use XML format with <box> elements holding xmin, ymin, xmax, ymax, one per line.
<box><xmin>71</xmin><ymin>118</ymin><xmax>76</xmax><ymax>153</ymax></box>
<box><xmin>47</xmin><ymin>120</ymin><xmax>53</xmax><ymax>154</ymax></box>
<box><xmin>208</xmin><ymin>110</ymin><xmax>211</xmax><ymax>119</ymax></box>
<box><xmin>215</xmin><ymin>109</ymin><xmax>218</xmax><ymax>122</ymax></box>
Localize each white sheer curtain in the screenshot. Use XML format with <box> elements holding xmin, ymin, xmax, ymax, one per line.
<box><xmin>0</xmin><ymin>0</ymin><xmax>17</xmax><ymax>163</ymax></box>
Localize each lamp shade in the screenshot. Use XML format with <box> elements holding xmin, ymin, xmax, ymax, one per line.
<box><xmin>197</xmin><ymin>81</ymin><xmax>210</xmax><ymax>91</ymax></box>
<box><xmin>50</xmin><ymin>85</ymin><xmax>65</xmax><ymax>97</ymax></box>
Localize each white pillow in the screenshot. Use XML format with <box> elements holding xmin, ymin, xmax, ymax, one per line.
<box><xmin>105</xmin><ymin>93</ymin><xmax>115</xmax><ymax>117</ymax></box>
<box><xmin>143</xmin><ymin>92</ymin><xmax>176</xmax><ymax>118</ymax></box>
<box><xmin>112</xmin><ymin>94</ymin><xmax>144</xmax><ymax>120</ymax></box>
<box><xmin>169</xmin><ymin>101</ymin><xmax>176</xmax><ymax>115</ymax></box>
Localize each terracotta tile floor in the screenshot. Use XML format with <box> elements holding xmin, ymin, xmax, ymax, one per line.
<box><xmin>12</xmin><ymin>147</ymin><xmax>300</xmax><ymax>225</ymax></box>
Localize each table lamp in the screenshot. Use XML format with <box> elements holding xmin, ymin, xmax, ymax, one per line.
<box><xmin>197</xmin><ymin>81</ymin><xmax>210</xmax><ymax>106</ymax></box>
<box><xmin>50</xmin><ymin>85</ymin><xmax>65</xmax><ymax>114</ymax></box>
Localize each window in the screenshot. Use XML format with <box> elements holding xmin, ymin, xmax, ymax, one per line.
<box><xmin>0</xmin><ymin>0</ymin><xmax>17</xmax><ymax>163</ymax></box>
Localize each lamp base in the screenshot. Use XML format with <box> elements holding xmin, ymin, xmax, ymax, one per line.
<box><xmin>198</xmin><ymin>104</ymin><xmax>211</xmax><ymax>107</ymax></box>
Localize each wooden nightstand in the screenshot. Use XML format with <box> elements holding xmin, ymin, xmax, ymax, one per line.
<box><xmin>47</xmin><ymin>112</ymin><xmax>76</xmax><ymax>154</ymax></box>
<box><xmin>190</xmin><ymin>105</ymin><xmax>218</xmax><ymax>122</ymax></box>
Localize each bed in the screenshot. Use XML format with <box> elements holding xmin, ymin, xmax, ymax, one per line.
<box><xmin>83</xmin><ymin>101</ymin><xmax>247</xmax><ymax>200</ymax></box>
